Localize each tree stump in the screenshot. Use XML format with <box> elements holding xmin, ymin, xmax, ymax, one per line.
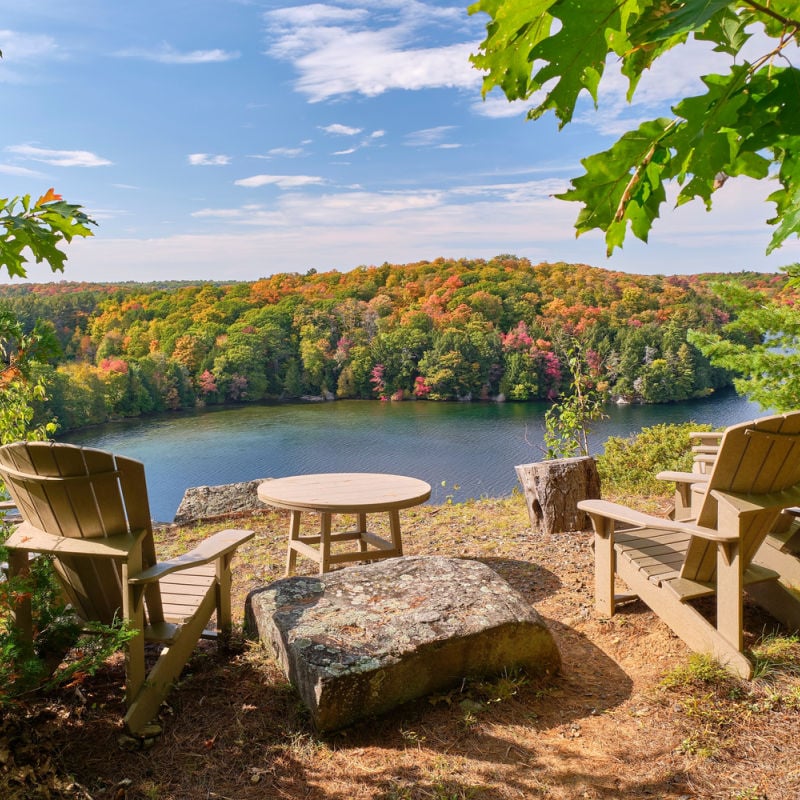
<box><xmin>515</xmin><ymin>456</ymin><xmax>600</xmax><ymax>534</ymax></box>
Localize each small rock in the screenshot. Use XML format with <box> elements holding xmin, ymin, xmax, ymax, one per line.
<box><xmin>174</xmin><ymin>479</ymin><xmax>267</xmax><ymax>523</ymax></box>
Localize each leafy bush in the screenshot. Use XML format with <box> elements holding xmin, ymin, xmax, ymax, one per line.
<box><xmin>1</xmin><ymin>520</ymin><xmax>135</xmax><ymax>709</ymax></box>
<box><xmin>596</xmin><ymin>422</ymin><xmax>716</xmax><ymax>496</ymax></box>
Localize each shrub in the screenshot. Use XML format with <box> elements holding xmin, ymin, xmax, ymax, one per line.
<box><xmin>596</xmin><ymin>421</ymin><xmax>716</xmax><ymax>496</ymax></box>
<box><xmin>1</xmin><ymin>519</ymin><xmax>135</xmax><ymax>709</ymax></box>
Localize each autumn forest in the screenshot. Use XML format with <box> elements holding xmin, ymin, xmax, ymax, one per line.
<box><xmin>0</xmin><ymin>256</ymin><xmax>785</xmax><ymax>435</ymax></box>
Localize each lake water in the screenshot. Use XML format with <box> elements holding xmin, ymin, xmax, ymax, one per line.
<box><xmin>61</xmin><ymin>392</ymin><xmax>767</xmax><ymax>522</ymax></box>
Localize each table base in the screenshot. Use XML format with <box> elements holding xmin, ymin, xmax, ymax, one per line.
<box><xmin>286</xmin><ymin>509</ymin><xmax>403</xmax><ymax>575</ymax></box>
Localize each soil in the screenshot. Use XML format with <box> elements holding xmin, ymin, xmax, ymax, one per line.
<box><xmin>2</xmin><ymin>496</ymin><xmax>799</xmax><ymax>800</ymax></box>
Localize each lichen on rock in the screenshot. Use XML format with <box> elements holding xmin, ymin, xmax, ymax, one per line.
<box><xmin>245</xmin><ymin>555</ymin><xmax>560</xmax><ymax>731</ymax></box>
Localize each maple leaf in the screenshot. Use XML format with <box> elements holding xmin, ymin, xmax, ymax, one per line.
<box><xmin>36</xmin><ymin>188</ymin><xmax>63</xmax><ymax>206</ymax></box>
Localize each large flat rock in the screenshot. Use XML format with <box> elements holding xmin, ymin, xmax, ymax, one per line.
<box><xmin>245</xmin><ymin>555</ymin><xmax>560</xmax><ymax>732</ymax></box>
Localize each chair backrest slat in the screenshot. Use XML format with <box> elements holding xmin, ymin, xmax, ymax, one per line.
<box><xmin>0</xmin><ymin>442</ymin><xmax>158</xmax><ymax>626</ymax></box>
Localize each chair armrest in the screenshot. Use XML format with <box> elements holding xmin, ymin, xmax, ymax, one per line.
<box><xmin>712</xmin><ymin>487</ymin><xmax>800</xmax><ymax>515</ymax></box>
<box><xmin>5</xmin><ymin>522</ymin><xmax>149</xmax><ymax>560</ymax></box>
<box><xmin>577</xmin><ymin>499</ymin><xmax>737</xmax><ymax>542</ymax></box>
<box><xmin>578</xmin><ymin>499</ymin><xmax>689</xmax><ymax>532</ymax></box>
<box><xmin>656</xmin><ymin>470</ymin><xmax>709</xmax><ymax>485</ymax></box>
<box><xmin>128</xmin><ymin>529</ymin><xmax>254</xmax><ymax>584</ymax></box>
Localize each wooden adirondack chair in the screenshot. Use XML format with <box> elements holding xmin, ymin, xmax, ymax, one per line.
<box><xmin>658</xmin><ymin>427</ymin><xmax>800</xmax><ymax>589</ymax></box>
<box><xmin>0</xmin><ymin>441</ymin><xmax>254</xmax><ymax>734</ymax></box>
<box><xmin>578</xmin><ymin>412</ymin><xmax>800</xmax><ymax>677</ymax></box>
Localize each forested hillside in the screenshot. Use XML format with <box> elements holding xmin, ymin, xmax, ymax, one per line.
<box><xmin>0</xmin><ymin>257</ymin><xmax>785</xmax><ymax>433</ymax></box>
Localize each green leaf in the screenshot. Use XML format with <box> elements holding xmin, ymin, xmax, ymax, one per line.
<box><xmin>0</xmin><ymin>192</ymin><xmax>96</xmax><ymax>278</ymax></box>
<box><xmin>528</xmin><ymin>0</ymin><xmax>633</xmax><ymax>126</ymax></box>
<box><xmin>634</xmin><ymin>0</ymin><xmax>733</xmax><ymax>41</ymax></box>
<box><xmin>468</xmin><ymin>0</ymin><xmax>800</xmax><ymax>255</ymax></box>
<box><xmin>695</xmin><ymin>6</ymin><xmax>751</xmax><ymax>55</ymax></box>
<box><xmin>755</xmin><ymin>1</ymin><xmax>800</xmax><ymax>38</ymax></box>
<box><xmin>469</xmin><ymin>0</ymin><xmax>558</xmax><ymax>102</ymax></box>
<box><xmin>767</xmin><ymin>150</ymin><xmax>800</xmax><ymax>253</ymax></box>
<box><xmin>471</xmin><ymin>0</ymin><xmax>644</xmax><ymax>125</ymax></box>
<box><xmin>557</xmin><ymin>118</ymin><xmax>673</xmax><ymax>253</ymax></box>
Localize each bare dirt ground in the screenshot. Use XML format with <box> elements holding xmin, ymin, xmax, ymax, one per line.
<box><xmin>3</xmin><ymin>496</ymin><xmax>800</xmax><ymax>800</ymax></box>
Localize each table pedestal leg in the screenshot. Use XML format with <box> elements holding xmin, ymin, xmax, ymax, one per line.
<box><xmin>319</xmin><ymin>512</ymin><xmax>332</xmax><ymax>574</ymax></box>
<box><xmin>357</xmin><ymin>513</ymin><xmax>368</xmax><ymax>554</ymax></box>
<box><xmin>389</xmin><ymin>509</ymin><xmax>403</xmax><ymax>556</ymax></box>
<box><xmin>286</xmin><ymin>511</ymin><xmax>301</xmax><ymax>576</ymax></box>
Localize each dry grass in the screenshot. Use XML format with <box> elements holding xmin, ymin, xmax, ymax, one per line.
<box><xmin>3</xmin><ymin>493</ymin><xmax>800</xmax><ymax>800</ymax></box>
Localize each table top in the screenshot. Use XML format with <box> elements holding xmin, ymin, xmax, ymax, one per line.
<box><xmin>257</xmin><ymin>472</ymin><xmax>431</xmax><ymax>513</ymax></box>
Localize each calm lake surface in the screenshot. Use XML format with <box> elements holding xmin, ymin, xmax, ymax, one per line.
<box><xmin>61</xmin><ymin>392</ymin><xmax>766</xmax><ymax>522</ymax></box>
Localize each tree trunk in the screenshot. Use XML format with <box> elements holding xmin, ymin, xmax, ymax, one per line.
<box><xmin>515</xmin><ymin>456</ymin><xmax>600</xmax><ymax>535</ymax></box>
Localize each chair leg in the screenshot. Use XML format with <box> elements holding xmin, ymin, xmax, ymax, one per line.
<box><xmin>122</xmin><ymin>564</ymin><xmax>147</xmax><ymax>708</ymax></box>
<box><xmin>747</xmin><ymin>580</ymin><xmax>800</xmax><ymax>634</ymax></box>
<box><xmin>592</xmin><ymin>518</ymin><xmax>616</xmax><ymax>617</ymax></box>
<box><xmin>7</xmin><ymin>550</ymin><xmax>33</xmax><ymax>651</ymax></box>
<box><xmin>215</xmin><ymin>553</ymin><xmax>233</xmax><ymax>634</ymax></box>
<box><xmin>123</xmin><ymin>589</ymin><xmax>218</xmax><ymax>735</ymax></box>
<box><xmin>716</xmin><ymin>542</ymin><xmax>744</xmax><ymax>652</ymax></box>
<box><xmin>673</xmin><ymin>484</ymin><xmax>693</xmax><ymax>522</ymax></box>
<box><xmin>616</xmin><ymin>557</ymin><xmax>753</xmax><ymax>678</ymax></box>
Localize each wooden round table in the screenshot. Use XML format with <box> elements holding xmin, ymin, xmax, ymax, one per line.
<box><xmin>257</xmin><ymin>473</ymin><xmax>432</xmax><ymax>575</ymax></box>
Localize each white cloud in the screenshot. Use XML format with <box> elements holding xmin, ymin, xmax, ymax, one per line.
<box><xmin>85</xmin><ymin>207</ymin><xmax>128</xmax><ymax>221</ymax></box>
<box><xmin>472</xmin><ymin>94</ymin><xmax>533</xmax><ymax>119</ymax></box>
<box><xmin>269</xmin><ymin>147</ymin><xmax>306</xmax><ymax>157</ymax></box>
<box><xmin>322</xmin><ymin>123</ymin><xmax>362</xmax><ymax>136</ymax></box>
<box><xmin>405</xmin><ymin>126</ymin><xmax>456</xmax><ymax>147</ymax></box>
<box><xmin>452</xmin><ymin>179</ymin><xmax>570</xmax><ymax>201</ymax></box>
<box><xmin>192</xmin><ymin>208</ymin><xmax>249</xmax><ymax>219</ymax></box>
<box><xmin>234</xmin><ymin>174</ymin><xmax>325</xmax><ymax>188</ymax></box>
<box><xmin>20</xmin><ymin>172</ymin><xmax>798</xmax><ymax>284</ymax></box>
<box><xmin>188</xmin><ymin>153</ymin><xmax>231</xmax><ymax>166</ymax></box>
<box><xmin>323</xmin><ymin>125</ymin><xmax>387</xmax><ymax>157</ymax></box>
<box><xmin>0</xmin><ymin>30</ymin><xmax>63</xmax><ymax>83</ymax></box>
<box><xmin>0</xmin><ymin>163</ymin><xmax>46</xmax><ymax>178</ymax></box>
<box><xmin>268</xmin><ymin>4</ymin><xmax>368</xmax><ymax>28</ymax></box>
<box><xmin>262</xmin><ymin>2</ymin><xmax>481</xmax><ymax>102</ymax></box>
<box><xmin>7</xmin><ymin>144</ymin><xmax>112</xmax><ymax>167</ymax></box>
<box><xmin>0</xmin><ymin>30</ymin><xmax>59</xmax><ymax>61</ymax></box>
<box><xmin>248</xmin><ymin>147</ymin><xmax>308</xmax><ymax>159</ymax></box>
<box><xmin>114</xmin><ymin>44</ymin><xmax>240</xmax><ymax>64</ymax></box>
<box><xmin>192</xmin><ymin>187</ymin><xmax>445</xmax><ymax>227</ymax></box>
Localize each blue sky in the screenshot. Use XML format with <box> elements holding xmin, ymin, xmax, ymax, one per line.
<box><xmin>1</xmin><ymin>0</ymin><xmax>798</xmax><ymax>283</ymax></box>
